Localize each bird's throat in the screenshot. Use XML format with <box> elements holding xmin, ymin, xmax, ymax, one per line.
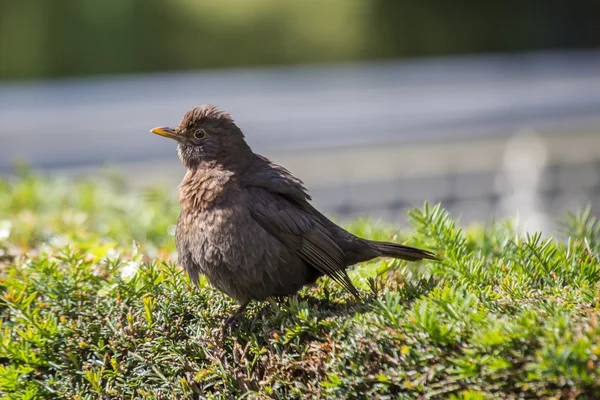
<box><xmin>178</xmin><ymin>166</ymin><xmax>235</xmax><ymax>210</ymax></box>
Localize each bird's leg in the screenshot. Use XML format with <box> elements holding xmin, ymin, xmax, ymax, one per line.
<box><xmin>223</xmin><ymin>300</ymin><xmax>250</xmax><ymax>328</ymax></box>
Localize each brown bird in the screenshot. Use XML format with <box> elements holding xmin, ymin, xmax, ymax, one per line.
<box><xmin>151</xmin><ymin>105</ymin><xmax>437</xmax><ymax>324</ymax></box>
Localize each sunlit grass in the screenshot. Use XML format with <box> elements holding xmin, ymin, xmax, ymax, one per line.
<box><xmin>1</xmin><ymin>170</ymin><xmax>600</xmax><ymax>398</ymax></box>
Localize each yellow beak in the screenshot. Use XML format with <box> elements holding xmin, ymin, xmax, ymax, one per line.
<box><xmin>150</xmin><ymin>126</ymin><xmax>178</xmax><ymax>140</ymax></box>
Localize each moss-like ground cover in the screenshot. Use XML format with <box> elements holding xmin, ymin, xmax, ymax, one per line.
<box><xmin>1</xmin><ymin>170</ymin><xmax>600</xmax><ymax>399</ymax></box>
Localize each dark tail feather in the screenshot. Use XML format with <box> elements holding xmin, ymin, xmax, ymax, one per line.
<box><xmin>370</xmin><ymin>240</ymin><xmax>438</xmax><ymax>261</ymax></box>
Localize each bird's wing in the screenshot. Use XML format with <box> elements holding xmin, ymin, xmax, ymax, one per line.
<box><xmin>245</xmin><ymin>155</ymin><xmax>312</xmax><ymax>205</ymax></box>
<box><xmin>247</xmin><ymin>188</ymin><xmax>360</xmax><ymax>298</ymax></box>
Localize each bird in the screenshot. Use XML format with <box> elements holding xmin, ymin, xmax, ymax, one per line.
<box><xmin>150</xmin><ymin>105</ymin><xmax>437</xmax><ymax>324</ymax></box>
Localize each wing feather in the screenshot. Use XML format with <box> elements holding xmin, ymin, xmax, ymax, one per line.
<box><xmin>248</xmin><ymin>188</ymin><xmax>360</xmax><ymax>298</ymax></box>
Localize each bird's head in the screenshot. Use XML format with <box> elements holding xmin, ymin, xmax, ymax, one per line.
<box><xmin>151</xmin><ymin>105</ymin><xmax>251</xmax><ymax>169</ymax></box>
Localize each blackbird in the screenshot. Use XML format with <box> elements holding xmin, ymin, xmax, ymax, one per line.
<box><xmin>151</xmin><ymin>105</ymin><xmax>437</xmax><ymax>323</ymax></box>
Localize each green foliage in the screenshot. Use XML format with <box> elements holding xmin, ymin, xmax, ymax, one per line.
<box><xmin>1</xmin><ymin>172</ymin><xmax>600</xmax><ymax>398</ymax></box>
<box><xmin>2</xmin><ymin>1</ymin><xmax>600</xmax><ymax>80</ymax></box>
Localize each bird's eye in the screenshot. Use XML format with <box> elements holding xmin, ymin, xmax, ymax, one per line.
<box><xmin>194</xmin><ymin>129</ymin><xmax>207</xmax><ymax>140</ymax></box>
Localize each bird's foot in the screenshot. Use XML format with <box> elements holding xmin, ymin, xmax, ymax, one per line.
<box><xmin>220</xmin><ymin>314</ymin><xmax>241</xmax><ymax>337</ymax></box>
<box><xmin>220</xmin><ymin>300</ymin><xmax>250</xmax><ymax>332</ymax></box>
<box><xmin>222</xmin><ymin>314</ymin><xmax>239</xmax><ymax>328</ymax></box>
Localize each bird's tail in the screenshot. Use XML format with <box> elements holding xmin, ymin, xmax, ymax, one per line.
<box><xmin>369</xmin><ymin>240</ymin><xmax>438</xmax><ymax>261</ymax></box>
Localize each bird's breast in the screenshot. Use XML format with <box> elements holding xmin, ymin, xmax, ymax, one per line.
<box><xmin>178</xmin><ymin>168</ymin><xmax>235</xmax><ymax>211</ymax></box>
<box><xmin>176</xmin><ymin>202</ymin><xmax>272</xmax><ymax>281</ymax></box>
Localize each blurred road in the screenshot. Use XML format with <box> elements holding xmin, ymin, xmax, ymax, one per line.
<box><xmin>2</xmin><ymin>49</ymin><xmax>600</xmax><ymax>227</ymax></box>
<box><xmin>2</xmin><ymin>49</ymin><xmax>600</xmax><ymax>170</ymax></box>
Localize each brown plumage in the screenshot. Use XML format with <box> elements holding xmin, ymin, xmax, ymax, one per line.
<box><xmin>151</xmin><ymin>105</ymin><xmax>437</xmax><ymax>323</ymax></box>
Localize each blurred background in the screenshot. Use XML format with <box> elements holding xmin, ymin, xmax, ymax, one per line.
<box><xmin>2</xmin><ymin>1</ymin><xmax>600</xmax><ymax>231</ymax></box>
